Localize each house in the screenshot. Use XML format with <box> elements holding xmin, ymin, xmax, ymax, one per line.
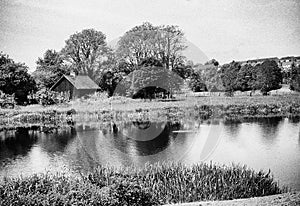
<box><xmin>279</xmin><ymin>56</ymin><xmax>300</xmax><ymax>71</ymax></box>
<box><xmin>50</xmin><ymin>74</ymin><xmax>100</xmax><ymax>99</ymax></box>
<box><xmin>239</xmin><ymin>57</ymin><xmax>279</xmax><ymax>66</ymax></box>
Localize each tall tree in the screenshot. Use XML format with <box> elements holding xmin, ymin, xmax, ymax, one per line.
<box><xmin>116</xmin><ymin>22</ymin><xmax>187</xmax><ymax>70</ymax></box>
<box><xmin>0</xmin><ymin>52</ymin><xmax>36</xmax><ymax>104</ymax></box>
<box><xmin>254</xmin><ymin>60</ymin><xmax>282</xmax><ymax>95</ymax></box>
<box><xmin>188</xmin><ymin>71</ymin><xmax>207</xmax><ymax>92</ymax></box>
<box><xmin>220</xmin><ymin>61</ymin><xmax>241</xmax><ymax>96</ymax></box>
<box><xmin>235</xmin><ymin>64</ymin><xmax>255</xmax><ymax>92</ymax></box>
<box><xmin>196</xmin><ymin>62</ymin><xmax>224</xmax><ymax>92</ymax></box>
<box><xmin>290</xmin><ymin>64</ymin><xmax>300</xmax><ymax>91</ymax></box>
<box><xmin>61</xmin><ymin>29</ymin><xmax>110</xmax><ymax>80</ymax></box>
<box><xmin>33</xmin><ymin>49</ymin><xmax>69</xmax><ymax>89</ymax></box>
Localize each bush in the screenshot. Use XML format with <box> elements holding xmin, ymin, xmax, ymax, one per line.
<box><xmin>0</xmin><ymin>53</ymin><xmax>37</xmax><ymax>104</ymax></box>
<box><xmin>28</xmin><ymin>89</ymin><xmax>69</xmax><ymax>106</ymax></box>
<box><xmin>0</xmin><ymin>90</ymin><xmax>15</xmax><ymax>109</ymax></box>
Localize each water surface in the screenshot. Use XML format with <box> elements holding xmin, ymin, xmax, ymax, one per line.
<box><xmin>0</xmin><ymin>116</ymin><xmax>299</xmax><ymax>190</ymax></box>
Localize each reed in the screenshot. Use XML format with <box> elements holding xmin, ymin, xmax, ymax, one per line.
<box><xmin>0</xmin><ymin>162</ymin><xmax>283</xmax><ymax>205</ymax></box>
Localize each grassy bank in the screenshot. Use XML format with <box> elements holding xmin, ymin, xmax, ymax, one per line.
<box><xmin>0</xmin><ymin>162</ymin><xmax>283</xmax><ymax>206</ymax></box>
<box><xmin>0</xmin><ymin>94</ymin><xmax>300</xmax><ymax>131</ymax></box>
<box><xmin>2</xmin><ymin>93</ymin><xmax>300</xmax><ymax>113</ymax></box>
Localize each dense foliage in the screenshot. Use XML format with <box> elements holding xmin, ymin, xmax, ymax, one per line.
<box><xmin>188</xmin><ymin>71</ymin><xmax>208</xmax><ymax>92</ymax></box>
<box><xmin>220</xmin><ymin>61</ymin><xmax>241</xmax><ymax>96</ymax></box>
<box><xmin>0</xmin><ymin>90</ymin><xmax>15</xmax><ymax>109</ymax></box>
<box><xmin>33</xmin><ymin>49</ymin><xmax>70</xmax><ymax>89</ymax></box>
<box><xmin>0</xmin><ymin>52</ymin><xmax>36</xmax><ymax>104</ymax></box>
<box><xmin>289</xmin><ymin>64</ymin><xmax>300</xmax><ymax>91</ymax></box>
<box><xmin>28</xmin><ymin>89</ymin><xmax>69</xmax><ymax>106</ymax></box>
<box><xmin>116</xmin><ymin>22</ymin><xmax>187</xmax><ymax>70</ymax></box>
<box><xmin>61</xmin><ymin>29</ymin><xmax>112</xmax><ymax>81</ymax></box>
<box><xmin>219</xmin><ymin>60</ymin><xmax>283</xmax><ymax>96</ymax></box>
<box><xmin>0</xmin><ymin>163</ymin><xmax>283</xmax><ymax>205</ymax></box>
<box><xmin>115</xmin><ymin>66</ymin><xmax>183</xmax><ymax>99</ymax></box>
<box><xmin>254</xmin><ymin>60</ymin><xmax>282</xmax><ymax>95</ymax></box>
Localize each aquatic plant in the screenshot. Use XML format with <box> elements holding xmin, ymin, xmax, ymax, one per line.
<box><xmin>0</xmin><ymin>162</ymin><xmax>283</xmax><ymax>205</ymax></box>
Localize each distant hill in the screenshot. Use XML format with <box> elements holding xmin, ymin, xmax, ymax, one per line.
<box><xmin>108</xmin><ymin>38</ymin><xmax>209</xmax><ymax>64</ymax></box>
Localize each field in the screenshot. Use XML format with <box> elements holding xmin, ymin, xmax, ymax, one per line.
<box><xmin>1</xmin><ymin>93</ymin><xmax>300</xmax><ymax>113</ymax></box>
<box><xmin>0</xmin><ymin>162</ymin><xmax>284</xmax><ymax>206</ymax></box>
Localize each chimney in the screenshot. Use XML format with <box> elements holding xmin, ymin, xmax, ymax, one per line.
<box><xmin>70</xmin><ymin>71</ymin><xmax>76</xmax><ymax>78</ymax></box>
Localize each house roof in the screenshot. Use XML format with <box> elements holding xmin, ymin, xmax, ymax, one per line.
<box><xmin>51</xmin><ymin>75</ymin><xmax>100</xmax><ymax>90</ymax></box>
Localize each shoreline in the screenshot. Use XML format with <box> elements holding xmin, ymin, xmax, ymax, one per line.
<box><xmin>163</xmin><ymin>191</ymin><xmax>300</xmax><ymax>206</ymax></box>
<box><xmin>1</xmin><ymin>94</ymin><xmax>300</xmax><ymax>131</ymax></box>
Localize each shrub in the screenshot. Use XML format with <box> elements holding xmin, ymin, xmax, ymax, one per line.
<box><xmin>28</xmin><ymin>89</ymin><xmax>68</xmax><ymax>106</ymax></box>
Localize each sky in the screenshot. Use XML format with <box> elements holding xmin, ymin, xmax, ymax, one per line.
<box><xmin>0</xmin><ymin>0</ymin><xmax>300</xmax><ymax>71</ymax></box>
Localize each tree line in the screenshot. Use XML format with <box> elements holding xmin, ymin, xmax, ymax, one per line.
<box><xmin>1</xmin><ymin>22</ymin><xmax>300</xmax><ymax>104</ymax></box>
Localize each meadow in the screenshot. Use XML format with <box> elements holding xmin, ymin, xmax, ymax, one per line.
<box><xmin>0</xmin><ymin>162</ymin><xmax>284</xmax><ymax>206</ymax></box>
<box><xmin>1</xmin><ymin>93</ymin><xmax>300</xmax><ymax>113</ymax></box>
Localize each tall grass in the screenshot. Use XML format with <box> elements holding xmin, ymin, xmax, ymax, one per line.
<box><xmin>0</xmin><ymin>162</ymin><xmax>283</xmax><ymax>205</ymax></box>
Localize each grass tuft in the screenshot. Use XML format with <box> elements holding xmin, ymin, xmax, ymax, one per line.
<box><xmin>0</xmin><ymin>162</ymin><xmax>283</xmax><ymax>205</ymax></box>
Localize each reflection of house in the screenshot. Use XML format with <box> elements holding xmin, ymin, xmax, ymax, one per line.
<box><xmin>50</xmin><ymin>74</ymin><xmax>100</xmax><ymax>99</ymax></box>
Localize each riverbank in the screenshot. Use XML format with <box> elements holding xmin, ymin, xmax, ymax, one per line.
<box><xmin>2</xmin><ymin>93</ymin><xmax>300</xmax><ymax>113</ymax></box>
<box><xmin>1</xmin><ymin>94</ymin><xmax>300</xmax><ymax>131</ymax></box>
<box><xmin>0</xmin><ymin>162</ymin><xmax>284</xmax><ymax>206</ymax></box>
<box><xmin>164</xmin><ymin>191</ymin><xmax>300</xmax><ymax>206</ymax></box>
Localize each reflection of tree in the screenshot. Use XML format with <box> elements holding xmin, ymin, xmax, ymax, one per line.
<box><xmin>132</xmin><ymin>121</ymin><xmax>151</xmax><ymax>130</ymax></box>
<box><xmin>257</xmin><ymin>117</ymin><xmax>283</xmax><ymax>144</ymax></box>
<box><xmin>0</xmin><ymin>128</ymin><xmax>37</xmax><ymax>162</ymax></box>
<box><xmin>223</xmin><ymin>121</ymin><xmax>241</xmax><ymax>140</ymax></box>
<box><xmin>38</xmin><ymin>128</ymin><xmax>76</xmax><ymax>153</ymax></box>
<box><xmin>109</xmin><ymin>122</ymin><xmax>182</xmax><ymax>156</ymax></box>
<box><xmin>288</xmin><ymin>116</ymin><xmax>300</xmax><ymax>124</ymax></box>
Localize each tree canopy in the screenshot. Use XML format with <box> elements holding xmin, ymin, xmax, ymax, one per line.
<box><xmin>116</xmin><ymin>22</ymin><xmax>187</xmax><ymax>70</ymax></box>
<box><xmin>254</xmin><ymin>60</ymin><xmax>282</xmax><ymax>95</ymax></box>
<box><xmin>289</xmin><ymin>64</ymin><xmax>300</xmax><ymax>91</ymax></box>
<box><xmin>33</xmin><ymin>49</ymin><xmax>69</xmax><ymax>89</ymax></box>
<box><xmin>220</xmin><ymin>61</ymin><xmax>241</xmax><ymax>95</ymax></box>
<box><xmin>61</xmin><ymin>29</ymin><xmax>110</xmax><ymax>81</ymax></box>
<box><xmin>0</xmin><ymin>52</ymin><xmax>36</xmax><ymax>104</ymax></box>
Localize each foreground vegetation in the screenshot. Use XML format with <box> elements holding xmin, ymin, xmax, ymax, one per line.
<box><xmin>0</xmin><ymin>162</ymin><xmax>283</xmax><ymax>206</ymax></box>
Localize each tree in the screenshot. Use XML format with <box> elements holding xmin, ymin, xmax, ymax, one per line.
<box><xmin>61</xmin><ymin>29</ymin><xmax>110</xmax><ymax>80</ymax></box>
<box><xmin>33</xmin><ymin>49</ymin><xmax>69</xmax><ymax>89</ymax></box>
<box><xmin>235</xmin><ymin>64</ymin><xmax>255</xmax><ymax>92</ymax></box>
<box><xmin>188</xmin><ymin>71</ymin><xmax>207</xmax><ymax>92</ymax></box>
<box><xmin>254</xmin><ymin>60</ymin><xmax>282</xmax><ymax>95</ymax></box>
<box><xmin>220</xmin><ymin>61</ymin><xmax>241</xmax><ymax>96</ymax></box>
<box><xmin>290</xmin><ymin>64</ymin><xmax>300</xmax><ymax>91</ymax></box>
<box><xmin>116</xmin><ymin>22</ymin><xmax>187</xmax><ymax>70</ymax></box>
<box><xmin>196</xmin><ymin>63</ymin><xmax>224</xmax><ymax>92</ymax></box>
<box><xmin>205</xmin><ymin>59</ymin><xmax>219</xmax><ymax>66</ymax></box>
<box><xmin>0</xmin><ymin>52</ymin><xmax>36</xmax><ymax>104</ymax></box>
<box><xmin>172</xmin><ymin>64</ymin><xmax>193</xmax><ymax>79</ymax></box>
<box><xmin>98</xmin><ymin>70</ymin><xmax>122</xmax><ymax>97</ymax></box>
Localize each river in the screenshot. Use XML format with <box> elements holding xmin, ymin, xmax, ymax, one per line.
<box><xmin>0</xmin><ymin>116</ymin><xmax>299</xmax><ymax>190</ymax></box>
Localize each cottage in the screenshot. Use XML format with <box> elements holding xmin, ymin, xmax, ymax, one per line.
<box><xmin>50</xmin><ymin>74</ymin><xmax>100</xmax><ymax>99</ymax></box>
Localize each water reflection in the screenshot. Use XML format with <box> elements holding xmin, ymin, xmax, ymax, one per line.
<box><xmin>257</xmin><ymin>117</ymin><xmax>283</xmax><ymax>145</ymax></box>
<box><xmin>0</xmin><ymin>117</ymin><xmax>300</xmax><ymax>190</ymax></box>
<box><xmin>223</xmin><ymin>121</ymin><xmax>241</xmax><ymax>140</ymax></box>
<box><xmin>38</xmin><ymin>128</ymin><xmax>76</xmax><ymax>153</ymax></box>
<box><xmin>288</xmin><ymin>116</ymin><xmax>300</xmax><ymax>124</ymax></box>
<box><xmin>0</xmin><ymin>128</ymin><xmax>37</xmax><ymax>163</ymax></box>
